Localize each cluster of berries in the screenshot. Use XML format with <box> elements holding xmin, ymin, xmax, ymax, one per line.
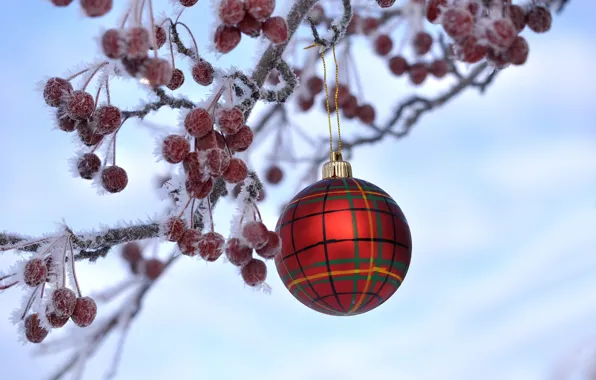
<box><xmin>50</xmin><ymin>0</ymin><xmax>112</xmax><ymax>17</ymax></box>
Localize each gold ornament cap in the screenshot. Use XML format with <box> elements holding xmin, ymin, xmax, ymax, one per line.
<box><xmin>322</xmin><ymin>151</ymin><xmax>352</xmax><ymax>179</ymax></box>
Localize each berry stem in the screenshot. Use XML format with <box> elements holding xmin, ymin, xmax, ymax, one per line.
<box><xmin>68</xmin><ymin>237</ymin><xmax>82</xmax><ymax>297</ymax></box>
<box><xmin>253</xmin><ymin>203</ymin><xmax>263</xmax><ymax>222</ymax></box>
<box><xmin>120</xmin><ymin>9</ymin><xmax>131</xmax><ymax>29</ymax></box>
<box><xmin>207</xmin><ymin>86</ymin><xmax>226</xmax><ymax>113</ymax></box>
<box><xmin>177</xmin><ymin>197</ymin><xmax>193</xmax><ymax>219</ymax></box>
<box><xmin>94</xmin><ymin>84</ymin><xmax>103</xmax><ymax>111</ymax></box>
<box><xmin>0</xmin><ymin>281</ymin><xmax>18</xmax><ymax>290</ymax></box>
<box><xmin>112</xmin><ymin>134</ymin><xmax>117</xmax><ymax>165</ymax></box>
<box><xmin>207</xmin><ymin>198</ymin><xmax>214</xmax><ymax>232</ymax></box>
<box><xmin>175</xmin><ymin>22</ymin><xmax>200</xmax><ymax>59</ymax></box>
<box><xmin>81</xmin><ymin>62</ymin><xmax>109</xmax><ymax>92</ymax></box>
<box><xmin>175</xmin><ymin>8</ymin><xmax>185</xmax><ymax>23</ymax></box>
<box><xmin>190</xmin><ymin>198</ymin><xmax>196</xmax><ymax>228</ymax></box>
<box><xmin>105</xmin><ymin>78</ymin><xmax>111</xmax><ymax>105</ymax></box>
<box><xmin>0</xmin><ymin>237</ymin><xmax>52</xmax><ymax>252</ymax></box>
<box><xmin>0</xmin><ymin>273</ymin><xmax>16</xmax><ymax>281</ymax></box>
<box><xmin>65</xmin><ymin>68</ymin><xmax>90</xmax><ymax>81</ymax></box>
<box><xmin>167</xmin><ymin>21</ymin><xmax>176</xmax><ymax>68</ymax></box>
<box><xmin>21</xmin><ymin>287</ymin><xmax>39</xmax><ymax>320</ymax></box>
<box><xmin>147</xmin><ymin>0</ymin><xmax>158</xmax><ymax>58</ymax></box>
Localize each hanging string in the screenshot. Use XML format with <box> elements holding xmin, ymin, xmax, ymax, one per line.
<box><xmin>304</xmin><ymin>43</ymin><xmax>342</xmax><ymax>159</ymax></box>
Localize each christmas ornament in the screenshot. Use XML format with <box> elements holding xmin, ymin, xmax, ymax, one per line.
<box><xmin>274</xmin><ymin>44</ymin><xmax>412</xmax><ymax>316</ymax></box>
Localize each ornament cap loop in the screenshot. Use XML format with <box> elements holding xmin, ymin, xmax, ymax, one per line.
<box><xmin>322</xmin><ymin>151</ymin><xmax>352</xmax><ymax>179</ymax></box>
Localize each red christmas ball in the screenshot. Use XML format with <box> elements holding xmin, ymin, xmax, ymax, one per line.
<box><xmin>274</xmin><ymin>177</ymin><xmax>412</xmax><ymax>316</ymax></box>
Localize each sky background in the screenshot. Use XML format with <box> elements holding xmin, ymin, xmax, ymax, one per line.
<box><xmin>0</xmin><ymin>1</ymin><xmax>595</xmax><ymax>379</ymax></box>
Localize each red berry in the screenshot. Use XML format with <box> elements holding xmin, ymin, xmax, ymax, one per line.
<box><xmin>206</xmin><ymin>148</ymin><xmax>231</xmax><ymax>176</ymax></box>
<box><xmin>183</xmin><ymin>152</ymin><xmax>203</xmax><ymax>180</ymax></box>
<box><xmin>255</xmin><ymin>231</ymin><xmax>281</xmax><ymax>259</ymax></box>
<box><xmin>51</xmin><ymin>0</ymin><xmax>74</xmax><ymax>6</ymax></box>
<box><xmin>126</xmin><ymin>27</ymin><xmax>150</xmax><ymax>58</ymax></box>
<box><xmin>342</xmin><ymin>95</ymin><xmax>359</xmax><ymax>119</ymax></box>
<box><xmin>298</xmin><ymin>96</ymin><xmax>314</xmax><ymax>111</ymax></box>
<box><xmin>216</xmin><ymin>107</ymin><xmax>244</xmax><ymax>135</ymax></box>
<box><xmin>330</xmin><ymin>84</ymin><xmax>350</xmax><ymax>107</ymax></box>
<box><xmin>44</xmin><ymin>77</ymin><xmax>72</xmax><ymax>107</ymax></box>
<box><xmin>23</xmin><ymin>258</ymin><xmax>48</xmax><ymax>287</ymax></box>
<box><xmin>357</xmin><ymin>104</ymin><xmax>375</xmax><ymax>125</ymax></box>
<box><xmin>101</xmin><ymin>29</ymin><xmax>125</xmax><ymax>59</ymax></box>
<box><xmin>164</xmin><ymin>217</ymin><xmax>187</xmax><ymax>242</ymax></box>
<box><xmin>374</xmin><ymin>34</ymin><xmax>393</xmax><ymax>56</ymax></box>
<box><xmin>306</xmin><ymin>76</ymin><xmax>324</xmax><ymax>95</ymax></box>
<box><xmin>191</xmin><ymin>60</ymin><xmax>214</xmax><ymax>86</ymax></box>
<box><xmin>426</xmin><ymin>0</ymin><xmax>448</xmax><ymax>23</ymax></box>
<box><xmin>52</xmin><ymin>287</ymin><xmax>77</xmax><ymax>317</ymax></box>
<box><xmin>376</xmin><ymin>0</ymin><xmax>395</xmax><ymax>8</ymax></box>
<box><xmin>362</xmin><ymin>17</ymin><xmax>379</xmax><ymax>35</ymax></box>
<box><xmin>486</xmin><ymin>18</ymin><xmax>517</xmax><ymax>49</ymax></box>
<box><xmin>56</xmin><ymin>107</ymin><xmax>76</xmax><ymax>132</ymax></box>
<box><xmin>95</xmin><ymin>105</ymin><xmax>121</xmax><ymax>135</ymax></box>
<box><xmin>262</xmin><ymin>16</ymin><xmax>288</xmax><ymax>44</ymax></box>
<box><xmin>226</xmin><ymin>125</ymin><xmax>253</xmax><ymax>152</ymax></box>
<box><xmin>149</xmin><ymin>25</ymin><xmax>167</xmax><ymax>50</ymax></box>
<box><xmin>144</xmin><ymin>259</ymin><xmax>164</xmax><ymax>280</ymax></box>
<box><xmin>429</xmin><ymin>59</ymin><xmax>449</xmax><ymax>78</ymax></box>
<box><xmin>458</xmin><ymin>36</ymin><xmax>487</xmax><ymax>63</ymax></box>
<box><xmin>66</xmin><ymin>90</ymin><xmax>94</xmax><ymax>120</ymax></box>
<box><xmin>241</xmin><ymin>258</ymin><xmax>267</xmax><ymax>286</ymax></box>
<box><xmin>180</xmin><ymin>0</ymin><xmax>198</xmax><ymax>6</ymax></box>
<box><xmin>219</xmin><ymin>0</ymin><xmax>246</xmax><ymax>25</ymax></box>
<box><xmin>185</xmin><ymin>108</ymin><xmax>213</xmax><ymax>138</ymax></box>
<box><xmin>238</xmin><ymin>13</ymin><xmax>263</xmax><ymax>37</ymax></box>
<box><xmin>122</xmin><ymin>242</ymin><xmax>143</xmax><ymax>264</ymax></box>
<box><xmin>526</xmin><ymin>5</ymin><xmax>551</xmax><ymax>33</ymax></box>
<box><xmin>413</xmin><ymin>32</ymin><xmax>433</xmax><ymax>55</ymax></box>
<box><xmin>242</xmin><ymin>221</ymin><xmax>268</xmax><ymax>249</ymax></box>
<box><xmin>506</xmin><ymin>36</ymin><xmax>529</xmax><ymax>65</ymax></box>
<box><xmin>225</xmin><ymin>238</ymin><xmax>253</xmax><ymax>266</ymax></box>
<box><xmin>198</xmin><ymin>232</ymin><xmax>225</xmax><ymax>261</ymax></box>
<box><xmin>77</xmin><ymin>153</ymin><xmax>101</xmax><ymax>179</ymax></box>
<box><xmin>223</xmin><ymin>158</ymin><xmax>248</xmax><ymax>183</ymax></box>
<box><xmin>486</xmin><ymin>48</ymin><xmax>509</xmax><ymax>69</ymax></box>
<box><xmin>507</xmin><ymin>5</ymin><xmax>526</xmax><ymax>32</ymax></box>
<box><xmin>186</xmin><ymin>177</ymin><xmax>214</xmax><ymax>198</ymax></box>
<box><xmin>442</xmin><ymin>8</ymin><xmax>474</xmax><ymax>39</ymax></box>
<box><xmin>24</xmin><ymin>314</ymin><xmax>49</xmax><ymax>343</ymax></box>
<box><xmin>70</xmin><ymin>297</ymin><xmax>97</xmax><ymax>327</ymax></box>
<box><xmin>246</xmin><ymin>0</ymin><xmax>275</xmax><ymax>21</ymax></box>
<box><xmin>167</xmin><ymin>68</ymin><xmax>185</xmax><ymax>90</ymax></box>
<box><xmin>80</xmin><ymin>0</ymin><xmax>112</xmax><ymax>17</ymax></box>
<box><xmin>198</xmin><ymin>130</ymin><xmax>226</xmax><ymax>150</ymax></box>
<box><xmin>163</xmin><ymin>135</ymin><xmax>190</xmax><ymax>164</ymax></box>
<box><xmin>101</xmin><ymin>166</ymin><xmax>128</xmax><ymax>193</ymax></box>
<box><xmin>178</xmin><ymin>229</ymin><xmax>202</xmax><ymax>256</ymax></box>
<box><xmin>214</xmin><ymin>25</ymin><xmax>242</xmax><ymax>54</ymax></box>
<box><xmin>76</xmin><ymin>119</ymin><xmax>103</xmax><ymax>147</ymax></box>
<box><xmin>120</xmin><ymin>57</ymin><xmax>148</xmax><ymax>77</ymax></box>
<box><xmin>141</xmin><ymin>58</ymin><xmax>172</xmax><ymax>87</ymax></box>
<box><xmin>389</xmin><ymin>56</ymin><xmax>408</xmax><ymax>76</ymax></box>
<box><xmin>265</xmin><ymin>165</ymin><xmax>283</xmax><ymax>184</ymax></box>
<box><xmin>409</xmin><ymin>63</ymin><xmax>428</xmax><ymax>85</ymax></box>
<box><xmin>46</xmin><ymin>308</ymin><xmax>69</xmax><ymax>328</ymax></box>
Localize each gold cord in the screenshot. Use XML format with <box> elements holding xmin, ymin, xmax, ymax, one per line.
<box><xmin>304</xmin><ymin>43</ymin><xmax>342</xmax><ymax>160</ymax></box>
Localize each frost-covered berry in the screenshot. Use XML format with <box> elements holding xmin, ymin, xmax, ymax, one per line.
<box><xmin>178</xmin><ymin>229</ymin><xmax>202</xmax><ymax>256</ymax></box>
<box><xmin>46</xmin><ymin>308</ymin><xmax>69</xmax><ymax>328</ymax></box>
<box><xmin>121</xmin><ymin>57</ymin><xmax>148</xmax><ymax>77</ymax></box>
<box><xmin>413</xmin><ymin>32</ymin><xmax>433</xmax><ymax>55</ymax></box>
<box><xmin>526</xmin><ymin>5</ymin><xmax>551</xmax><ymax>33</ymax></box>
<box><xmin>442</xmin><ymin>8</ymin><xmax>474</xmax><ymax>39</ymax></box>
<box><xmin>241</xmin><ymin>258</ymin><xmax>267</xmax><ymax>286</ymax></box>
<box><xmin>486</xmin><ymin>48</ymin><xmax>509</xmax><ymax>69</ymax></box>
<box><xmin>458</xmin><ymin>35</ymin><xmax>487</xmax><ymax>63</ymax></box>
<box><xmin>225</xmin><ymin>238</ymin><xmax>253</xmax><ymax>266</ymax></box>
<box><xmin>246</xmin><ymin>0</ymin><xmax>275</xmax><ymax>21</ymax></box>
<box><xmin>216</xmin><ymin>107</ymin><xmax>244</xmax><ymax>135</ymax></box>
<box><xmin>102</xmin><ymin>29</ymin><xmax>125</xmax><ymax>59</ymax></box>
<box><xmin>80</xmin><ymin>0</ymin><xmax>113</xmax><ymax>17</ymax></box>
<box><xmin>24</xmin><ymin>314</ymin><xmax>49</xmax><ymax>344</ymax></box>
<box><xmin>376</xmin><ymin>0</ymin><xmax>395</xmax><ymax>8</ymax></box>
<box><xmin>238</xmin><ymin>13</ymin><xmax>263</xmax><ymax>37</ymax></box>
<box><xmin>191</xmin><ymin>60</ymin><xmax>214</xmax><ymax>86</ymax></box>
<box><xmin>256</xmin><ymin>231</ymin><xmax>281</xmax><ymax>259</ymax></box>
<box><xmin>144</xmin><ymin>259</ymin><xmax>164</xmax><ymax>280</ymax></box>
<box><xmin>162</xmin><ymin>135</ymin><xmax>190</xmax><ymax>164</ymax></box>
<box><xmin>141</xmin><ymin>58</ymin><xmax>172</xmax><ymax>87</ymax></box>
<box><xmin>150</xmin><ymin>25</ymin><xmax>167</xmax><ymax>50</ymax></box>
<box><xmin>56</xmin><ymin>107</ymin><xmax>76</xmax><ymax>132</ymax></box>
<box><xmin>188</xmin><ymin>177</ymin><xmax>214</xmax><ymax>199</ymax></box>
<box><xmin>206</xmin><ymin>148</ymin><xmax>231</xmax><ymax>176</ymax></box>
<box><xmin>180</xmin><ymin>0</ymin><xmax>198</xmax><ymax>6</ymax></box>
<box><xmin>507</xmin><ymin>4</ymin><xmax>526</xmax><ymax>33</ymax></box>
<box><xmin>198</xmin><ymin>130</ymin><xmax>226</xmax><ymax>150</ymax></box>
<box><xmin>198</xmin><ymin>232</ymin><xmax>225</xmax><ymax>261</ymax></box>
<box><xmin>52</xmin><ymin>288</ymin><xmax>77</xmax><ymax>317</ymax></box>
<box><xmin>52</xmin><ymin>0</ymin><xmax>74</xmax><ymax>6</ymax></box>
<box><xmin>126</xmin><ymin>27</ymin><xmax>150</xmax><ymax>58</ymax></box>
<box><xmin>357</xmin><ymin>104</ymin><xmax>375</xmax><ymax>125</ymax></box>
<box><xmin>223</xmin><ymin>158</ymin><xmax>248</xmax><ymax>183</ymax></box>
<box><xmin>164</xmin><ymin>217</ymin><xmax>187</xmax><ymax>242</ymax></box>
<box><xmin>214</xmin><ymin>25</ymin><xmax>242</xmax><ymax>54</ymax></box>
<box><xmin>122</xmin><ymin>242</ymin><xmax>143</xmax><ymax>264</ymax></box>
<box><xmin>183</xmin><ymin>152</ymin><xmax>203</xmax><ymax>179</ymax></box>
<box><xmin>95</xmin><ymin>105</ymin><xmax>121</xmax><ymax>134</ymax></box>
<box><xmin>23</xmin><ymin>258</ymin><xmax>48</xmax><ymax>287</ymax></box>
<box><xmin>389</xmin><ymin>56</ymin><xmax>408</xmax><ymax>76</ymax></box>
<box><xmin>77</xmin><ymin>153</ymin><xmax>101</xmax><ymax>179</ymax></box>
<box><xmin>66</xmin><ymin>91</ymin><xmax>94</xmax><ymax>120</ymax></box>
<box><xmin>374</xmin><ymin>34</ymin><xmax>393</xmax><ymax>56</ymax></box>
<box><xmin>167</xmin><ymin>68</ymin><xmax>185</xmax><ymax>90</ymax></box>
<box><xmin>226</xmin><ymin>125</ymin><xmax>253</xmax><ymax>152</ymax></box>
<box><xmin>71</xmin><ymin>297</ymin><xmax>97</xmax><ymax>327</ymax></box>
<box><xmin>242</xmin><ymin>221</ymin><xmax>269</xmax><ymax>249</ymax></box>
<box><xmin>426</xmin><ymin>0</ymin><xmax>447</xmax><ymax>23</ymax></box>
<box><xmin>185</xmin><ymin>108</ymin><xmax>213</xmax><ymax>138</ymax></box>
<box><xmin>265</xmin><ymin>165</ymin><xmax>283</xmax><ymax>184</ymax></box>
<box><xmin>262</xmin><ymin>17</ymin><xmax>288</xmax><ymax>44</ymax></box>
<box><xmin>506</xmin><ymin>36</ymin><xmax>529</xmax><ymax>65</ymax></box>
<box><xmin>77</xmin><ymin>119</ymin><xmax>103</xmax><ymax>146</ymax></box>
<box><xmin>219</xmin><ymin>0</ymin><xmax>246</xmax><ymax>25</ymax></box>
<box><xmin>101</xmin><ymin>166</ymin><xmax>128</xmax><ymax>193</ymax></box>
<box><xmin>486</xmin><ymin>19</ymin><xmax>517</xmax><ymax>49</ymax></box>
<box><xmin>409</xmin><ymin>63</ymin><xmax>428</xmax><ymax>85</ymax></box>
<box><xmin>44</xmin><ymin>77</ymin><xmax>73</xmax><ymax>107</ymax></box>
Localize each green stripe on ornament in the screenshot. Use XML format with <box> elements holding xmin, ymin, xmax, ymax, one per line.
<box><xmin>343</xmin><ymin>178</ymin><xmax>361</xmax><ymax>309</ymax></box>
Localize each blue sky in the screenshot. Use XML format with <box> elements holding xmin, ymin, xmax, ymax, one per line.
<box><xmin>0</xmin><ymin>1</ymin><xmax>595</xmax><ymax>379</ymax></box>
